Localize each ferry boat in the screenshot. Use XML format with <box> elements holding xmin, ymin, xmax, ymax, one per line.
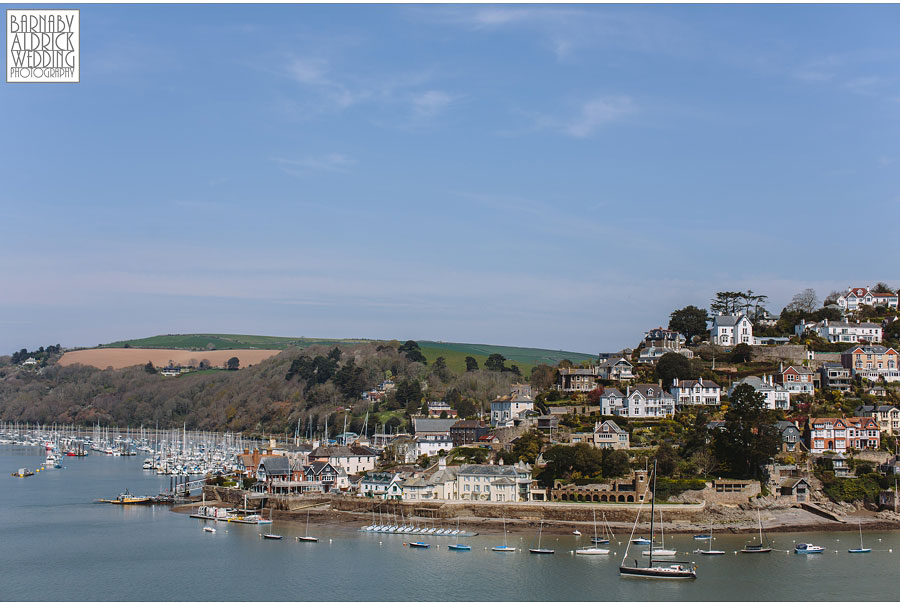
<box><xmin>98</xmin><ymin>490</ymin><xmax>152</xmax><ymax>504</ymax></box>
<box><xmin>11</xmin><ymin>468</ymin><xmax>34</xmax><ymax>478</ymax></box>
<box><xmin>795</xmin><ymin>543</ymin><xmax>824</xmax><ymax>554</ymax></box>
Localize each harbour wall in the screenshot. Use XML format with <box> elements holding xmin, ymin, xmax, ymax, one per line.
<box><xmin>202</xmin><ymin>486</ymin><xmax>706</xmax><ymax>524</ymax></box>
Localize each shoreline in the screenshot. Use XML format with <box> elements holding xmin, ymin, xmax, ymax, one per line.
<box><xmin>173</xmin><ymin>501</ymin><xmax>900</xmax><ymax>535</ymax></box>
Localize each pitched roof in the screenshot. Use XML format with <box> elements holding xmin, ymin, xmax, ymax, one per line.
<box><xmin>310</xmin><ymin>445</ymin><xmax>377</xmax><ymax>458</ymax></box>
<box><xmin>630</xmin><ymin>384</ymin><xmax>675</xmax><ymax>399</ymax></box>
<box><xmin>711</xmin><ymin>313</ymin><xmax>747</xmax><ymax>327</ymax></box>
<box><xmin>451</xmin><ymin>420</ymin><xmax>485</xmax><ymax>429</ymax></box>
<box><xmin>601</xmin><ymin>388</ymin><xmax>624</xmax><ymax>397</ymax></box>
<box><xmin>456</xmin><ymin>464</ymin><xmax>521</xmax><ymax>477</ymax></box>
<box><xmin>412</xmin><ymin>417</ymin><xmax>459</xmax><ymax>433</ymax></box>
<box><xmin>783</xmin><ymin>365</ymin><xmax>814</xmax><ymax>375</ymax></box>
<box><xmin>258</xmin><ymin>456</ymin><xmax>291</xmax><ymax>475</ymax></box>
<box><xmin>675</xmin><ymin>379</ymin><xmax>721</xmax><ymax>389</ymax></box>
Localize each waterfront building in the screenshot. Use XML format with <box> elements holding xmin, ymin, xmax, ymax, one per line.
<box><xmin>456</xmin><ymin>462</ymin><xmax>532</xmax><ymax>502</ymax></box>
<box><xmin>359</xmin><ymin>471</ymin><xmax>404</xmax><ymax>499</ymax></box>
<box><xmin>309</xmin><ymin>445</ymin><xmax>377</xmax><ymax>475</ymax></box>
<box><xmin>548</xmin><ymin>469</ymin><xmax>649</xmax><ymax>503</ymax></box>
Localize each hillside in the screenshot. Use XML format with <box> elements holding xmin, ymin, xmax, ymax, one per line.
<box><xmin>96</xmin><ymin>334</ymin><xmax>597</xmax><ymax>374</ymax></box>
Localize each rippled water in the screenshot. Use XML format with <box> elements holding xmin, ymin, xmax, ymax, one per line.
<box><xmin>1</xmin><ymin>447</ymin><xmax>896</xmax><ymax>601</ymax></box>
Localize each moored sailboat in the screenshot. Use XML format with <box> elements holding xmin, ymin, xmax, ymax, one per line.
<box><xmin>619</xmin><ymin>460</ymin><xmax>697</xmax><ymax>579</ymax></box>
<box><xmin>740</xmin><ymin>509</ymin><xmax>772</xmax><ymax>554</ymax></box>
<box><xmin>529</xmin><ymin>519</ymin><xmax>554</xmax><ymax>554</ymax></box>
<box><xmin>848</xmin><ymin>520</ymin><xmax>871</xmax><ymax>554</ymax></box>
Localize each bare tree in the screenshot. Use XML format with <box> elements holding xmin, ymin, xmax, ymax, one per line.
<box><xmin>823</xmin><ymin>290</ymin><xmax>842</xmax><ymax>306</ymax></box>
<box><xmin>787</xmin><ymin>288</ymin><xmax>819</xmax><ymax>313</ymax></box>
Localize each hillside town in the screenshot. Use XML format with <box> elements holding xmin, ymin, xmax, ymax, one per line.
<box><xmin>184</xmin><ymin>284</ymin><xmax>900</xmax><ymax>522</ymax></box>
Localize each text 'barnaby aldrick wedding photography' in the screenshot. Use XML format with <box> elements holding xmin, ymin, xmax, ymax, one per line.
<box><xmin>6</xmin><ymin>9</ymin><xmax>79</xmax><ymax>83</ymax></box>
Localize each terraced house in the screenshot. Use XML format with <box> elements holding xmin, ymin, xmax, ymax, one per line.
<box><xmin>807</xmin><ymin>417</ymin><xmax>880</xmax><ymax>452</ymax></box>
<box><xmin>841</xmin><ymin>345</ymin><xmax>900</xmax><ymax>382</ymax></box>
<box><xmin>456</xmin><ymin>462</ymin><xmax>532</xmax><ymax>502</ymax></box>
<box><xmin>795</xmin><ymin>319</ymin><xmax>882</xmax><ymax>343</ymax></box>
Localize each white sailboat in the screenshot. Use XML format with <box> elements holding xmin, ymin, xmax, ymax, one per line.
<box><xmin>576</xmin><ymin>510</ymin><xmax>609</xmax><ymax>555</ymax></box>
<box><xmin>695</xmin><ymin>520</ymin><xmax>724</xmax><ymax>555</ymax></box>
<box><xmin>642</xmin><ymin>509</ymin><xmax>676</xmax><ymax>556</ymax></box>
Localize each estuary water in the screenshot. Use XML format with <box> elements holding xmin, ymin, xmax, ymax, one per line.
<box><xmin>1</xmin><ymin>446</ymin><xmax>897</xmax><ymax>601</ymax></box>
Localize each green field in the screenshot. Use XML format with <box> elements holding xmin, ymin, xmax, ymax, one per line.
<box><xmin>99</xmin><ymin>334</ymin><xmax>596</xmax><ymax>373</ymax></box>
<box><xmin>100</xmin><ymin>333</ymin><xmax>375</xmax><ymax>351</ymax></box>
<box><xmin>417</xmin><ymin>341</ymin><xmax>595</xmax><ymax>374</ymax></box>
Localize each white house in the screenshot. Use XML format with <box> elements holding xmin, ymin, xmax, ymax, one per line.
<box><xmin>412</xmin><ymin>435</ymin><xmax>455</xmax><ymax>460</ymax></box>
<box><xmin>709</xmin><ymin>314</ymin><xmax>754</xmax><ymax>346</ymax></box>
<box><xmin>837</xmin><ymin>287</ymin><xmax>899</xmax><ymax>313</ymax></box>
<box><xmin>729</xmin><ymin>375</ymin><xmax>791</xmax><ymax>411</ymax></box>
<box><xmin>308</xmin><ymin>445</ymin><xmax>378</xmax><ymax>475</ymax></box>
<box><xmin>795</xmin><ymin>319</ymin><xmax>882</xmax><ymax>344</ymax></box>
<box><xmin>599</xmin><ymin>388</ymin><xmax>626</xmax><ymax>415</ymax></box>
<box><xmin>455</xmin><ymin>462</ymin><xmax>532</xmax><ymax>502</ymax></box>
<box><xmin>670</xmin><ymin>377</ymin><xmax>722</xmax><ymax>407</ymax></box>
<box><xmin>359</xmin><ymin>472</ymin><xmax>404</xmax><ymax>499</ymax></box>
<box><xmin>490</xmin><ymin>387</ymin><xmax>534</xmax><ymax>427</ymax></box>
<box><xmin>617</xmin><ymin>384</ymin><xmax>675</xmax><ymax>418</ymax></box>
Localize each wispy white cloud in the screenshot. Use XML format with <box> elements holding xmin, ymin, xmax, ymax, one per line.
<box><xmin>411</xmin><ymin>90</ymin><xmax>457</xmax><ymax>118</ymax></box>
<box><xmin>410</xmin><ymin>6</ymin><xmax>689</xmax><ymax>60</ymax></box>
<box><xmin>281</xmin><ymin>53</ymin><xmax>447</xmax><ymax>121</ymax></box>
<box><xmin>530</xmin><ymin>96</ymin><xmax>636</xmax><ymax>138</ymax></box>
<box><xmin>844</xmin><ymin>75</ymin><xmax>885</xmax><ymax>96</ymax></box>
<box><xmin>271</xmin><ymin>153</ymin><xmax>356</xmax><ymax>176</ymax></box>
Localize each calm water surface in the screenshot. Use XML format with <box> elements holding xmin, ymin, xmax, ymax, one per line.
<box><xmin>1</xmin><ymin>446</ymin><xmax>898</xmax><ymax>601</ymax></box>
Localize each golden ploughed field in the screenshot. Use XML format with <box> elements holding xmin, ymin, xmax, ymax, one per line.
<box><xmin>58</xmin><ymin>348</ymin><xmax>281</xmax><ymax>370</ymax></box>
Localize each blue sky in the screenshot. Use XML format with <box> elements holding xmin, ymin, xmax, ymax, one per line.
<box><xmin>2</xmin><ymin>4</ymin><xmax>899</xmax><ymax>354</ymax></box>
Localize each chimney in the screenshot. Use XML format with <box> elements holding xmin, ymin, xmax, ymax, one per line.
<box><xmin>673</xmin><ymin>377</ymin><xmax>679</xmax><ymax>387</ymax></box>
<box><xmin>698</xmin><ymin>377</ymin><xmax>703</xmax><ymax>386</ymax></box>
